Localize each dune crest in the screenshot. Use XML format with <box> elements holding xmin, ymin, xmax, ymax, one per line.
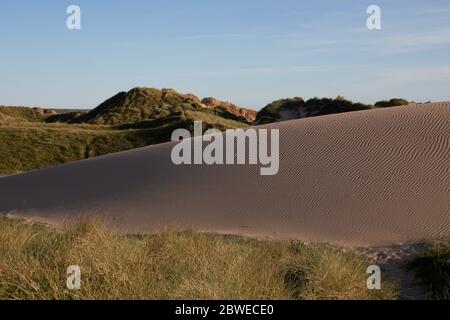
<box><xmin>0</xmin><ymin>103</ymin><xmax>448</xmax><ymax>246</ymax></box>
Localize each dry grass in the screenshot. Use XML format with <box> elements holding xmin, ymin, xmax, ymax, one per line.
<box><xmin>0</xmin><ymin>106</ymin><xmax>46</xmax><ymax>122</ymax></box>
<box><xmin>184</xmin><ymin>110</ymin><xmax>248</xmax><ymax>129</ymax></box>
<box><xmin>0</xmin><ymin>216</ymin><xmax>398</xmax><ymax>300</ymax></box>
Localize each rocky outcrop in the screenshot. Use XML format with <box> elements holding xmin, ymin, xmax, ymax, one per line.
<box><xmin>201</xmin><ymin>97</ymin><xmax>256</xmax><ymax>123</ymax></box>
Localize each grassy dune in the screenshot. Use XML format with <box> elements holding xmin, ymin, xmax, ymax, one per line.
<box><xmin>0</xmin><ymin>216</ymin><xmax>397</xmax><ymax>300</ymax></box>
<box><xmin>0</xmin><ymin>122</ymin><xmax>151</xmax><ymax>176</ymax></box>
<box><xmin>0</xmin><ymin>106</ymin><xmax>47</xmax><ymax>122</ymax></box>
<box><xmin>255</xmin><ymin>97</ymin><xmax>373</xmax><ymax>124</ymax></box>
<box><xmin>0</xmin><ymin>113</ymin><xmax>247</xmax><ymax>176</ymax></box>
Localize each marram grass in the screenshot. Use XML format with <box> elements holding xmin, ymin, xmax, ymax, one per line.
<box><xmin>0</xmin><ymin>216</ymin><xmax>397</xmax><ymax>300</ymax></box>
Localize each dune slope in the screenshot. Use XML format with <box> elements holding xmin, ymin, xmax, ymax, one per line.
<box><xmin>0</xmin><ymin>103</ymin><xmax>448</xmax><ymax>246</ymax></box>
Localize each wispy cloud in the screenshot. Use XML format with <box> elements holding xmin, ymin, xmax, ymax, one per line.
<box><xmin>379</xmin><ymin>65</ymin><xmax>450</xmax><ymax>86</ymax></box>
<box><xmin>420</xmin><ymin>5</ymin><xmax>450</xmax><ymax>15</ymax></box>
<box><xmin>288</xmin><ymin>27</ymin><xmax>450</xmax><ymax>54</ymax></box>
<box><xmin>349</xmin><ymin>65</ymin><xmax>450</xmax><ymax>95</ymax></box>
<box><xmin>179</xmin><ymin>33</ymin><xmax>302</xmax><ymax>40</ymax></box>
<box><xmin>384</xmin><ymin>28</ymin><xmax>450</xmax><ymax>48</ymax></box>
<box><xmin>151</xmin><ymin>64</ymin><xmax>367</xmax><ymax>79</ymax></box>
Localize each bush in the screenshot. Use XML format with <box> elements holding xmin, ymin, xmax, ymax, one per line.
<box><xmin>375</xmin><ymin>99</ymin><xmax>409</xmax><ymax>108</ymax></box>
<box><xmin>255</xmin><ymin>97</ymin><xmax>372</xmax><ymax>124</ymax></box>
<box><xmin>407</xmin><ymin>242</ymin><xmax>450</xmax><ymax>299</ymax></box>
<box><xmin>255</xmin><ymin>97</ymin><xmax>304</xmax><ymax>124</ymax></box>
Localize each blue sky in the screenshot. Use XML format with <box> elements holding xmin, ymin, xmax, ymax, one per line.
<box><xmin>1</xmin><ymin>0</ymin><xmax>449</xmax><ymax>110</ymax></box>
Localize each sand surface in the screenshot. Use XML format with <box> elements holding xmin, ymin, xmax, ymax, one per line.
<box><xmin>0</xmin><ymin>103</ymin><xmax>448</xmax><ymax>246</ymax></box>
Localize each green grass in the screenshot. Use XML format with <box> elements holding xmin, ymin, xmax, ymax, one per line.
<box><xmin>407</xmin><ymin>242</ymin><xmax>450</xmax><ymax>300</ymax></box>
<box><xmin>0</xmin><ymin>111</ymin><xmax>248</xmax><ymax>176</ymax></box>
<box><xmin>375</xmin><ymin>98</ymin><xmax>409</xmax><ymax>108</ymax></box>
<box><xmin>0</xmin><ymin>122</ymin><xmax>150</xmax><ymax>175</ymax></box>
<box><xmin>72</xmin><ymin>87</ymin><xmax>252</xmax><ymax>126</ymax></box>
<box><xmin>184</xmin><ymin>110</ymin><xmax>248</xmax><ymax>129</ymax></box>
<box><xmin>0</xmin><ymin>216</ymin><xmax>397</xmax><ymax>300</ymax></box>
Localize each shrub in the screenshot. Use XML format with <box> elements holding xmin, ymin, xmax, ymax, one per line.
<box><xmin>407</xmin><ymin>242</ymin><xmax>450</xmax><ymax>299</ymax></box>
<box><xmin>375</xmin><ymin>99</ymin><xmax>409</xmax><ymax>108</ymax></box>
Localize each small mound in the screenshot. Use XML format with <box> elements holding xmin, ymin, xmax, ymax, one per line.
<box><xmin>72</xmin><ymin>87</ymin><xmax>255</xmax><ymax>125</ymax></box>
<box><xmin>0</xmin><ymin>106</ymin><xmax>47</xmax><ymax>122</ymax></box>
<box><xmin>255</xmin><ymin>97</ymin><xmax>372</xmax><ymax>124</ymax></box>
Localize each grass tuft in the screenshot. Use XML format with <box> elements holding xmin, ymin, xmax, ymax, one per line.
<box><xmin>0</xmin><ymin>216</ymin><xmax>398</xmax><ymax>300</ymax></box>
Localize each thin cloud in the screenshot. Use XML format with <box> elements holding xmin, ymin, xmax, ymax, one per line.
<box><xmin>420</xmin><ymin>6</ymin><xmax>450</xmax><ymax>15</ymax></box>
<box><xmin>153</xmin><ymin>64</ymin><xmax>367</xmax><ymax>78</ymax></box>
<box><xmin>385</xmin><ymin>29</ymin><xmax>450</xmax><ymax>48</ymax></box>
<box><xmin>381</xmin><ymin>65</ymin><xmax>450</xmax><ymax>86</ymax></box>
<box><xmin>179</xmin><ymin>33</ymin><xmax>301</xmax><ymax>40</ymax></box>
<box><xmin>350</xmin><ymin>65</ymin><xmax>450</xmax><ymax>93</ymax></box>
<box><xmin>292</xmin><ymin>27</ymin><xmax>450</xmax><ymax>54</ymax></box>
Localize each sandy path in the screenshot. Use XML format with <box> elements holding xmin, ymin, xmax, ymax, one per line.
<box><xmin>0</xmin><ymin>103</ymin><xmax>448</xmax><ymax>247</ymax></box>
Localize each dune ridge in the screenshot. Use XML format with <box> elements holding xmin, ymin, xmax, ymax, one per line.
<box><xmin>0</xmin><ymin>103</ymin><xmax>448</xmax><ymax>246</ymax></box>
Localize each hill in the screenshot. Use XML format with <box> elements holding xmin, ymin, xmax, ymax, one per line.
<box><xmin>0</xmin><ymin>88</ymin><xmax>253</xmax><ymax>175</ymax></box>
<box><xmin>0</xmin><ymin>106</ymin><xmax>51</xmax><ymax>122</ymax></box>
<box><xmin>70</xmin><ymin>87</ymin><xmax>255</xmax><ymax>125</ymax></box>
<box><xmin>255</xmin><ymin>96</ymin><xmax>372</xmax><ymax>124</ymax></box>
<box><xmin>0</xmin><ymin>91</ymin><xmax>416</xmax><ymax>176</ymax></box>
<box><xmin>0</xmin><ymin>90</ymin><xmax>249</xmax><ymax>176</ymax></box>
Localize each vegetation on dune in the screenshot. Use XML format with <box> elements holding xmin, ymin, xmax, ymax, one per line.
<box><xmin>0</xmin><ymin>216</ymin><xmax>397</xmax><ymax>300</ymax></box>
<box><xmin>0</xmin><ymin>111</ymin><xmax>247</xmax><ymax>176</ymax></box>
<box><xmin>70</xmin><ymin>87</ymin><xmax>254</xmax><ymax>126</ymax></box>
<box><xmin>304</xmin><ymin>97</ymin><xmax>372</xmax><ymax>116</ymax></box>
<box><xmin>72</xmin><ymin>88</ymin><xmax>186</xmax><ymax>125</ymax></box>
<box><xmin>45</xmin><ymin>111</ymin><xmax>87</xmax><ymax>123</ymax></box>
<box><xmin>374</xmin><ymin>98</ymin><xmax>409</xmax><ymax>108</ymax></box>
<box><xmin>0</xmin><ymin>106</ymin><xmax>48</xmax><ymax>122</ymax></box>
<box><xmin>0</xmin><ymin>90</ymin><xmax>413</xmax><ymax>175</ymax></box>
<box><xmin>183</xmin><ymin>110</ymin><xmax>248</xmax><ymax>129</ymax></box>
<box><xmin>255</xmin><ymin>96</ymin><xmax>373</xmax><ymax>124</ymax></box>
<box><xmin>407</xmin><ymin>241</ymin><xmax>450</xmax><ymax>300</ymax></box>
<box><xmin>255</xmin><ymin>97</ymin><xmax>305</xmax><ymax>124</ymax></box>
<box><xmin>0</xmin><ymin>123</ymin><xmax>143</xmax><ymax>175</ymax></box>
<box><xmin>0</xmin><ymin>88</ymin><xmax>251</xmax><ymax>176</ymax></box>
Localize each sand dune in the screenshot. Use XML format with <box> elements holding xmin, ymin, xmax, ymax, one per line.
<box><xmin>0</xmin><ymin>103</ymin><xmax>448</xmax><ymax>246</ymax></box>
